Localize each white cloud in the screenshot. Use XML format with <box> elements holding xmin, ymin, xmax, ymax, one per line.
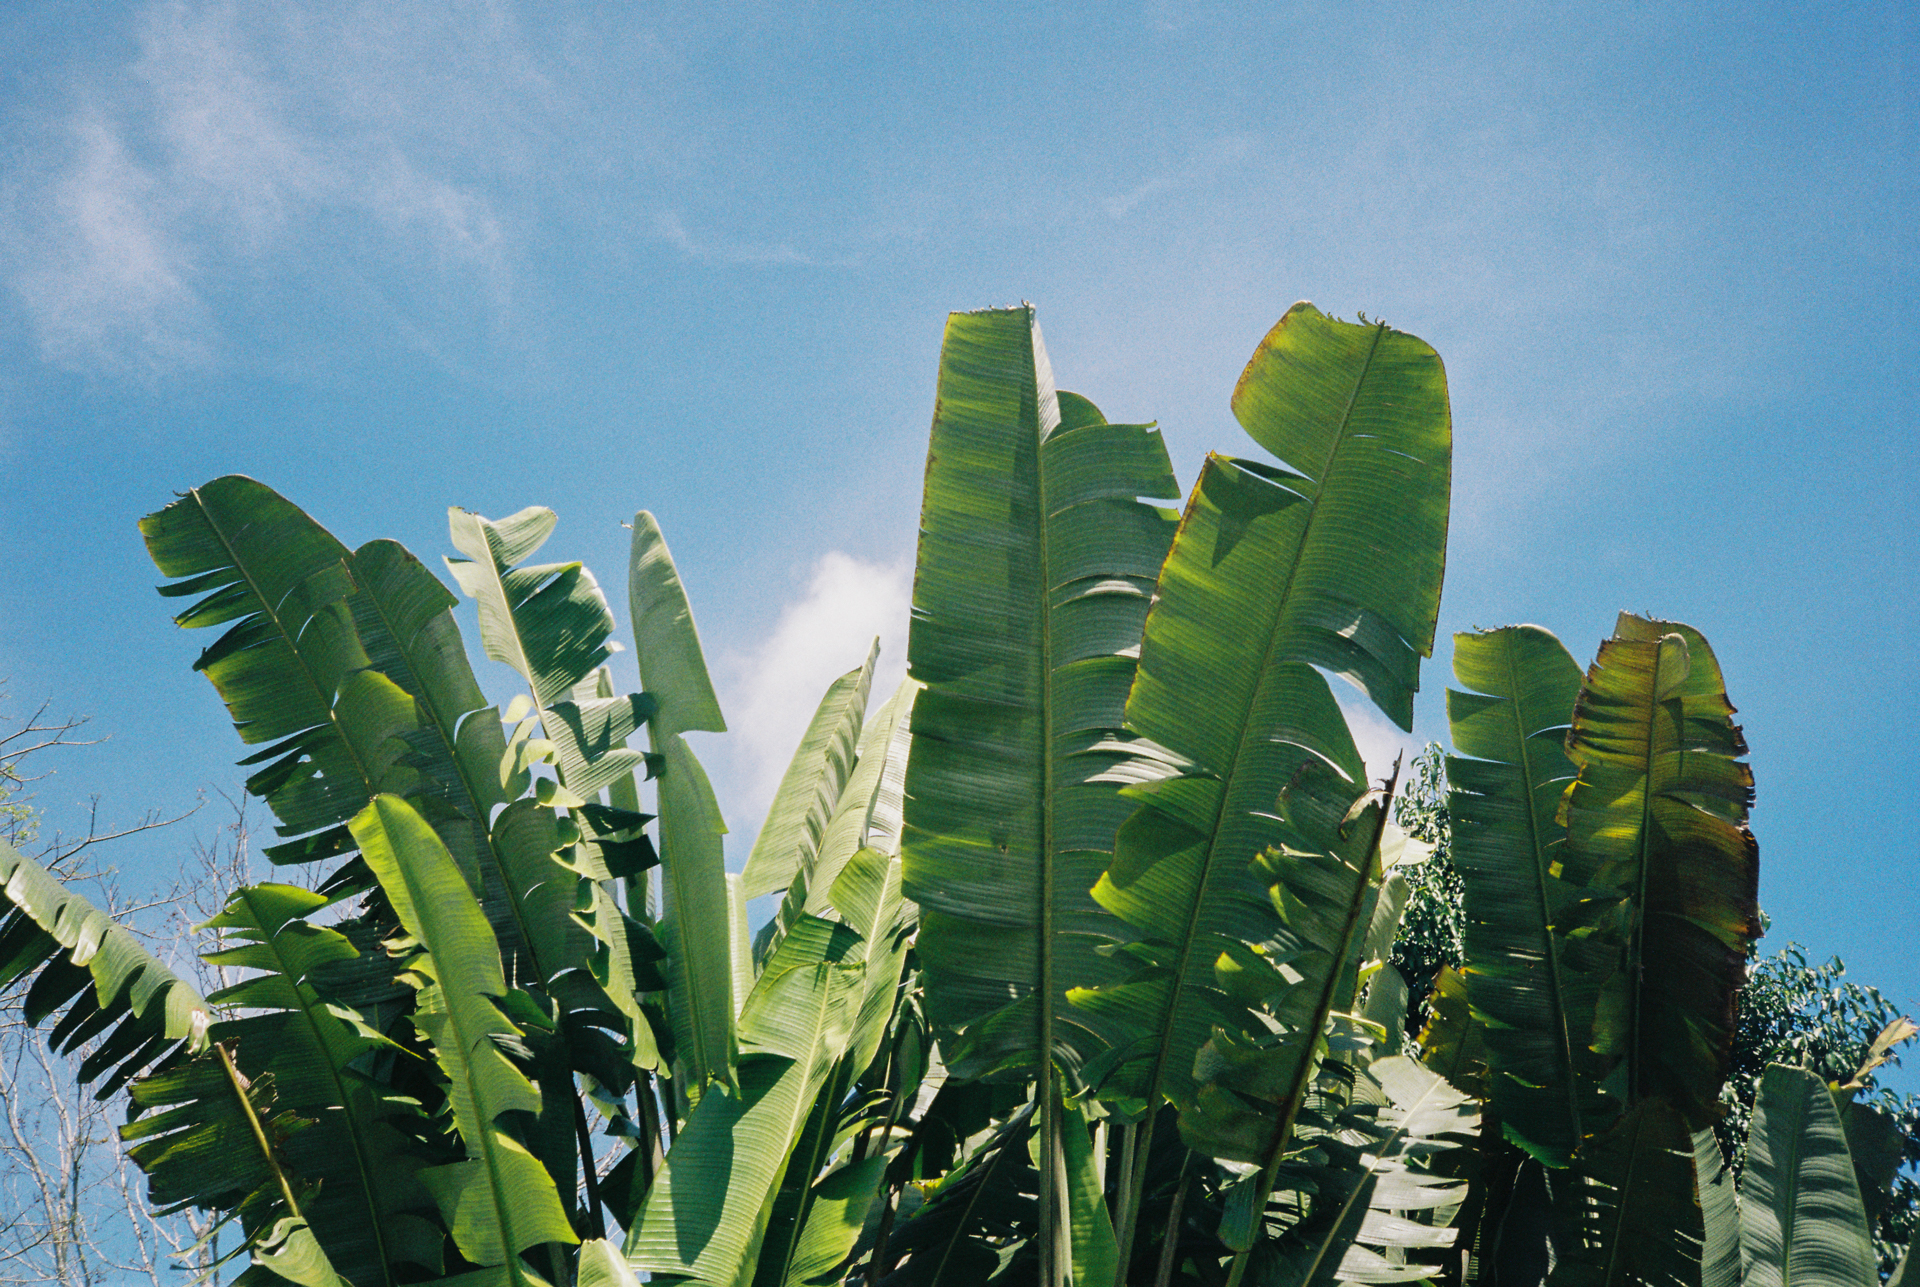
<box><xmin>1337</xmin><ymin>691</ymin><xmax>1417</xmax><ymax>789</ymax></box>
<box><xmin>0</xmin><ymin>0</ymin><xmax>530</xmax><ymax>375</ymax></box>
<box><xmin>1104</xmin><ymin>133</ymin><xmax>1256</xmax><ymax>219</ymax></box>
<box><xmin>713</xmin><ymin>551</ymin><xmax>912</xmax><ymax>846</ymax></box>
<box><xmin>654</xmin><ymin>210</ymin><xmax>840</xmax><ymax>268</ymax></box>
<box><xmin>7</xmin><ymin>109</ymin><xmax>213</xmax><ymax>375</ymax></box>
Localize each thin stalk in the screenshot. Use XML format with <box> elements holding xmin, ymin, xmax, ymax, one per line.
<box><xmin>573</xmin><ymin>1092</ymin><xmax>606</xmax><ymax>1239</ymax></box>
<box><xmin>1224</xmin><ymin>757</ymin><xmax>1403</xmax><ymax>1287</ymax></box>
<box><xmin>865</xmin><ymin>1184</ymin><xmax>902</xmax><ymax>1287</ymax></box>
<box><xmin>214</xmin><ymin>1042</ymin><xmax>302</xmax><ymax>1221</ymax></box>
<box><xmin>1113</xmin><ymin>1113</ymin><xmax>1156</xmax><ymax>1275</ymax></box>
<box><xmin>1153</xmin><ymin>1152</ymin><xmax>1194</xmax><ymax>1287</ymax></box>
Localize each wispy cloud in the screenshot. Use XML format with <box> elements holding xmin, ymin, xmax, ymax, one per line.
<box><xmin>1104</xmin><ymin>133</ymin><xmax>1257</xmax><ymax>219</ymax></box>
<box><xmin>712</xmin><ymin>551</ymin><xmax>912</xmax><ymax>850</ymax></box>
<box><xmin>654</xmin><ymin>211</ymin><xmax>846</xmax><ymax>268</ymax></box>
<box><xmin>0</xmin><ymin>0</ymin><xmax>534</xmax><ymax>376</ymax></box>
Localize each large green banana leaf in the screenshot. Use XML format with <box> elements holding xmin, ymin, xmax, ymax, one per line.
<box><xmin>628</xmin><ymin>510</ymin><xmax>728</xmax><ymax>740</ymax></box>
<box><xmin>741</xmin><ymin>643</ymin><xmax>877</xmax><ymax>900</ymax></box>
<box><xmin>123</xmin><ymin>1051</ymin><xmax>354</xmax><ymax>1287</ymax></box>
<box><xmin>144</xmin><ymin>480</ymin><xmax>554</xmax><ymax>982</ymax></box>
<box><xmin>142</xmin><ymin>476</ymin><xmax>420</xmax><ymax>874</ymax></box>
<box><xmin>1445</xmin><ymin>624</ymin><xmax>1602</xmax><ymax>1165</ymax></box>
<box><xmin>658</xmin><ymin>731</ymin><xmax>736</xmax><ymax>1098</ymax></box>
<box><xmin>1415</xmin><ymin>966</ymin><xmax>1490</xmax><ymax>1100</ymax></box>
<box><xmin>351</xmin><ymin>794</ymin><xmax>577</xmax><ymax>1283</ymax></box>
<box><xmin>0</xmin><ymin>838</ymin><xmax>210</xmax><ymax>1093</ymax></box>
<box><xmin>240</xmin><ymin>1215</ymin><xmax>356</xmax><ymax>1287</ymax></box>
<box><xmin>751</xmin><ymin>847</ymin><xmax>917</xmax><ymax>1287</ymax></box>
<box><xmin>626</xmin><ymin>913</ymin><xmax>876</xmax><ymax>1286</ymax></box>
<box><xmin>446</xmin><ymin>505</ymin><xmax>707</xmax><ymax>1097</ymax></box>
<box><xmin>1694</xmin><ymin>1127</ymin><xmax>1742</xmax><ymax>1287</ymax></box>
<box><xmin>1261</xmin><ymin>1055</ymin><xmax>1478</xmax><ymax>1286</ymax></box>
<box><xmin>138</xmin><ymin>881</ymin><xmax>447</xmax><ymax>1284</ymax></box>
<box><xmin>622</xmin><ymin>509</ymin><xmax>737</xmax><ymax>1104</ymax></box>
<box><xmin>1073</xmin><ymin>304</ymin><xmax>1450</xmax><ymax>1127</ymax></box>
<box><xmin>347</xmin><ymin>539</ymin><xmax>535</xmax><ymax>957</ymax></box>
<box><xmin>1739</xmin><ymin>1064</ymin><xmax>1878</xmax><ymax>1287</ymax></box>
<box><xmin>876</xmin><ymin>1101</ymin><xmax>1042</xmax><ymax>1286</ymax></box>
<box><xmin>900</xmin><ymin>311</ymin><xmax>1179</xmax><ymax>1285</ymax></box>
<box><xmin>900</xmin><ymin>308</ymin><xmax>1181</xmax><ymax>1087</ymax></box>
<box><xmin>446</xmin><ymin>505</ymin><xmax>648</xmax><ymax>800</ymax></box>
<box><xmin>744</xmin><ymin>688</ymin><xmax>921</xmax><ymax>1287</ymax></box>
<box><xmin>758</xmin><ymin>676</ymin><xmax>917</xmax><ymax>970</ymax></box>
<box><xmin>1555</xmin><ymin>614</ymin><xmax>1760</xmax><ymax>1125</ymax></box>
<box><xmin>1547</xmin><ymin>1099</ymin><xmax>1704</xmax><ymax>1287</ymax></box>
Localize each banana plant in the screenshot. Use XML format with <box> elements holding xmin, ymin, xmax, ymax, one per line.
<box><xmin>1694</xmin><ymin>1060</ymin><xmax>1888</xmax><ymax>1287</ymax></box>
<box><xmin>1069</xmin><ymin>302</ymin><xmax>1452</xmax><ymax>1277</ymax></box>
<box><xmin>898</xmin><ymin>305</ymin><xmax>1183</xmax><ymax>1285</ymax></box>
<box><xmin>1444</xmin><ymin>625</ymin><xmax>1597</xmax><ymax>1167</ymax></box>
<box><xmin>114</xmin><ymin>481</ymin><xmax>761</xmax><ymax>1281</ymax></box>
<box><xmin>18</xmin><ymin>302</ymin><xmax>1869</xmax><ymax>1287</ymax></box>
<box><xmin>1438</xmin><ymin>615</ymin><xmax>1766</xmax><ymax>1284</ymax></box>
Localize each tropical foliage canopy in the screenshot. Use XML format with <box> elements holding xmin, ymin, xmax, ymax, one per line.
<box><xmin>0</xmin><ymin>301</ymin><xmax>1909</xmax><ymax>1287</ymax></box>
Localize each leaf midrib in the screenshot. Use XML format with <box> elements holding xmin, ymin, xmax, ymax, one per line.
<box><xmin>353</xmin><ymin>569</ymin><xmax>549</xmax><ymax>984</ymax></box>
<box><xmin>194</xmin><ymin>489</ymin><xmax>380</xmax><ymax>803</ymax></box>
<box><xmin>244</xmin><ymin>885</ymin><xmax>396</xmax><ymax>1287</ymax></box>
<box><xmin>1499</xmin><ymin>637</ymin><xmax>1584</xmax><ymax>1149</ymax></box>
<box><xmin>1136</xmin><ymin>321</ymin><xmax>1389</xmax><ymax>1117</ymax></box>
<box><xmin>1030</xmin><ymin>312</ymin><xmax>1062</xmax><ymax>1287</ymax></box>
<box><xmin>1626</xmin><ymin>640</ymin><xmax>1666</xmax><ymax>1107</ymax></box>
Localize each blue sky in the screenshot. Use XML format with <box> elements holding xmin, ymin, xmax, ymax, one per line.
<box><xmin>0</xmin><ymin>1</ymin><xmax>1913</xmax><ymax>1071</ymax></box>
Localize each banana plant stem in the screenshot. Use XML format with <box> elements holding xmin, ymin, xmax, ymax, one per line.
<box><xmin>1153</xmin><ymin>1151</ymin><xmax>1193</xmax><ymax>1287</ymax></box>
<box><xmin>1112</xmin><ymin>1118</ymin><xmax>1141</xmax><ymax>1272</ymax></box>
<box><xmin>1114</xmin><ymin>1113</ymin><xmax>1159</xmax><ymax>1277</ymax></box>
<box><xmin>573</xmin><ymin>1092</ymin><xmax>606</xmax><ymax>1239</ymax></box>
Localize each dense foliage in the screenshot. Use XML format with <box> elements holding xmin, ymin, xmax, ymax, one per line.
<box><xmin>0</xmin><ymin>302</ymin><xmax>1910</xmax><ymax>1287</ymax></box>
<box><xmin>1392</xmin><ymin>745</ymin><xmax>1919</xmax><ymax>1280</ymax></box>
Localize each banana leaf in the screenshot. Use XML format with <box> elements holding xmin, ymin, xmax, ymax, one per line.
<box><xmin>1415</xmin><ymin>966</ymin><xmax>1489</xmax><ymax>1100</ymax></box>
<box><xmin>658</xmin><ymin>731</ymin><xmax>737</xmax><ymax>1098</ymax></box>
<box><xmin>1174</xmin><ymin>766</ymin><xmax>1394</xmax><ymax>1178</ymax></box>
<box><xmin>626</xmin><ymin>913</ymin><xmax>875</xmax><ymax>1285</ymax></box>
<box><xmin>1555</xmin><ymin>615</ymin><xmax>1760</xmax><ymax>1125</ymax></box>
<box><xmin>446</xmin><ymin>505</ymin><xmax>647</xmax><ymax>799</ymax></box>
<box><xmin>752</xmin><ymin>849</ymin><xmax>917</xmax><ymax>1287</ymax></box>
<box><xmin>1694</xmin><ymin>1127</ymin><xmax>1742</xmax><ymax>1287</ymax></box>
<box><xmin>876</xmin><ymin>1101</ymin><xmax>1041</xmax><ymax>1286</ymax></box>
<box><xmin>142</xmin><ymin>476</ymin><xmax>420</xmax><ymax>876</ymax></box>
<box><xmin>1739</xmin><ymin>1064</ymin><xmax>1877</xmax><ymax>1287</ymax></box>
<box><xmin>628</xmin><ymin>510</ymin><xmax>728</xmax><ymax>739</ymax></box>
<box><xmin>741</xmin><ymin>643</ymin><xmax>877</xmax><ymax>900</ymax></box>
<box><xmin>1073</xmin><ymin>304</ymin><xmax>1450</xmax><ymax>1130</ymax></box>
<box><xmin>759</xmin><ymin>676</ymin><xmax>917</xmax><ymax>970</ymax></box>
<box><xmin>0</xmin><ymin>838</ymin><xmax>210</xmax><ymax>1094</ymax></box>
<box><xmin>351</xmin><ymin>794</ymin><xmax>577</xmax><ymax>1282</ymax></box>
<box><xmin>1547</xmin><ymin>1099</ymin><xmax>1703</xmax><ymax>1287</ymax></box>
<box><xmin>1261</xmin><ymin>1055</ymin><xmax>1478</xmax><ymax>1286</ymax></box>
<box><xmin>154</xmin><ymin>882</ymin><xmax>447</xmax><ymax>1283</ymax></box>
<box><xmin>1444</xmin><ymin>624</ymin><xmax>1601</xmax><ymax>1165</ymax></box>
<box><xmin>122</xmin><ymin>1031</ymin><xmax>365</xmax><ymax>1287</ymax></box>
<box><xmin>347</xmin><ymin>538</ymin><xmax>509</xmax><ymax>916</ymax></box>
<box><xmin>900</xmin><ymin>308</ymin><xmax>1181</xmax><ymax>1088</ymax></box>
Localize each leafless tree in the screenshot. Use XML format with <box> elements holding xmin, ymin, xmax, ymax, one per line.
<box><xmin>0</xmin><ymin>691</ymin><xmax>245</xmax><ymax>1286</ymax></box>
